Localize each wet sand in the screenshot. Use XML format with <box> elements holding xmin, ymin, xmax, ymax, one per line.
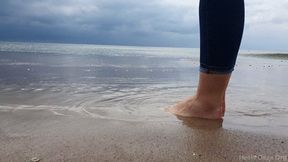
<box><xmin>1</xmin><ymin>109</ymin><xmax>288</xmax><ymax>162</ymax></box>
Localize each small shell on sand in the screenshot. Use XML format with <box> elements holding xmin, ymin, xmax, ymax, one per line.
<box><xmin>30</xmin><ymin>157</ymin><xmax>40</xmax><ymax>162</ymax></box>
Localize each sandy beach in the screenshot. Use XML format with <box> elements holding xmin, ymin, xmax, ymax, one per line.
<box><xmin>0</xmin><ymin>42</ymin><xmax>288</xmax><ymax>161</ymax></box>
<box><xmin>1</xmin><ymin>109</ymin><xmax>288</xmax><ymax>162</ymax></box>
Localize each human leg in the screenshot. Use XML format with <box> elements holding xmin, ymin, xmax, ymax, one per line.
<box><xmin>168</xmin><ymin>0</ymin><xmax>245</xmax><ymax>119</ymax></box>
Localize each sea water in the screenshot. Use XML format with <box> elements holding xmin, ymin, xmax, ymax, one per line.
<box><xmin>0</xmin><ymin>42</ymin><xmax>287</xmax><ymax>135</ymax></box>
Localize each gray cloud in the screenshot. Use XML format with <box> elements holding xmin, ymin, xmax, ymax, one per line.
<box><xmin>242</xmin><ymin>0</ymin><xmax>288</xmax><ymax>51</ymax></box>
<box><xmin>0</xmin><ymin>0</ymin><xmax>198</xmax><ymax>47</ymax></box>
<box><xmin>0</xmin><ymin>0</ymin><xmax>287</xmax><ymax>51</ymax></box>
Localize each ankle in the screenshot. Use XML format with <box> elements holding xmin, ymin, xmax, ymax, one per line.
<box><xmin>194</xmin><ymin>94</ymin><xmax>223</xmax><ymax>108</ymax></box>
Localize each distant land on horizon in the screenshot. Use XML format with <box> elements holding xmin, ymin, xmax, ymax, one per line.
<box><xmin>1</xmin><ymin>40</ymin><xmax>288</xmax><ymax>54</ymax></box>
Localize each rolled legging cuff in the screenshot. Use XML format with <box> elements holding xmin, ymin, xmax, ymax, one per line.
<box><xmin>200</xmin><ymin>64</ymin><xmax>234</xmax><ymax>74</ymax></box>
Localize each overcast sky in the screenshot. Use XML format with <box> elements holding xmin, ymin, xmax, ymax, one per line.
<box><xmin>0</xmin><ymin>0</ymin><xmax>287</xmax><ymax>51</ymax></box>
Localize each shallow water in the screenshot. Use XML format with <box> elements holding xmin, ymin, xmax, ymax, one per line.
<box><xmin>0</xmin><ymin>42</ymin><xmax>288</xmax><ymax>135</ymax></box>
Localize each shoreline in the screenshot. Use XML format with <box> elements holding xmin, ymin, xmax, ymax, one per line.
<box><xmin>242</xmin><ymin>53</ymin><xmax>288</xmax><ymax>60</ymax></box>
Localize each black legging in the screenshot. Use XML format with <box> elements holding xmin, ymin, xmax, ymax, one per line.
<box><xmin>199</xmin><ymin>0</ymin><xmax>245</xmax><ymax>74</ymax></box>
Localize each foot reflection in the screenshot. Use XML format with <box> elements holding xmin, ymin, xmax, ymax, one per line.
<box><xmin>175</xmin><ymin>115</ymin><xmax>223</xmax><ymax>129</ymax></box>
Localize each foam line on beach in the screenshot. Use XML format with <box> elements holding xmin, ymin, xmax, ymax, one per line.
<box><xmin>242</xmin><ymin>53</ymin><xmax>288</xmax><ymax>59</ymax></box>
<box><xmin>0</xmin><ymin>104</ymin><xmax>174</xmax><ymax>122</ymax></box>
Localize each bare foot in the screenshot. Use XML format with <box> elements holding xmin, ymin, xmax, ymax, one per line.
<box><xmin>167</xmin><ymin>96</ymin><xmax>224</xmax><ymax>120</ymax></box>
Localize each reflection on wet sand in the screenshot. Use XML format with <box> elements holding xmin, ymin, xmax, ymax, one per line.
<box><xmin>175</xmin><ymin>115</ymin><xmax>223</xmax><ymax>129</ymax></box>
